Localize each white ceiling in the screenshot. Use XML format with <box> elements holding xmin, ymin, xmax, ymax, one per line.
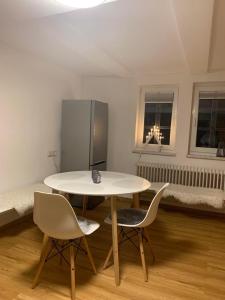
<box><xmin>0</xmin><ymin>0</ymin><xmax>224</xmax><ymax>77</ymax></box>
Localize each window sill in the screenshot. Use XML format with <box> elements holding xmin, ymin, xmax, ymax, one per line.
<box><xmin>133</xmin><ymin>147</ymin><xmax>176</xmax><ymax>157</ymax></box>
<box><xmin>187</xmin><ymin>154</ymin><xmax>225</xmax><ymax>161</ymax></box>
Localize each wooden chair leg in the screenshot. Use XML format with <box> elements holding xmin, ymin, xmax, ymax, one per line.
<box><xmin>42</xmin><ymin>233</ymin><xmax>48</xmax><ymax>246</ymax></box>
<box><xmin>138</xmin><ymin>229</ymin><xmax>148</xmax><ymax>282</ymax></box>
<box><xmin>144</xmin><ymin>228</ymin><xmax>155</xmax><ymax>263</ymax></box>
<box><xmin>32</xmin><ymin>236</ymin><xmax>51</xmax><ymax>289</ymax></box>
<box><xmin>40</xmin><ymin>234</ymin><xmax>48</xmax><ymax>260</ymax></box>
<box><xmin>102</xmin><ymin>246</ymin><xmax>113</xmax><ymax>270</ymax></box>
<box><xmin>83</xmin><ymin>236</ymin><xmax>97</xmax><ymax>274</ymax></box>
<box><xmin>70</xmin><ymin>245</ymin><xmax>76</xmax><ymax>300</ymax></box>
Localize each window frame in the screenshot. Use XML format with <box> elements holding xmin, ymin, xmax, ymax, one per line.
<box><xmin>189</xmin><ymin>83</ymin><xmax>225</xmax><ymax>157</ymax></box>
<box><xmin>135</xmin><ymin>85</ymin><xmax>178</xmax><ymax>154</ymax></box>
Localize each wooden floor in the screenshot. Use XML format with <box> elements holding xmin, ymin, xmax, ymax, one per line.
<box><xmin>0</xmin><ymin>199</ymin><xmax>225</xmax><ymax>300</ymax></box>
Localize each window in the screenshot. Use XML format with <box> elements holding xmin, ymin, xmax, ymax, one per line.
<box><xmin>135</xmin><ymin>86</ymin><xmax>178</xmax><ymax>154</ymax></box>
<box><xmin>189</xmin><ymin>83</ymin><xmax>225</xmax><ymax>157</ymax></box>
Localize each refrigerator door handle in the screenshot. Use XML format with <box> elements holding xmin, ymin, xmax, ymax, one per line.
<box><xmin>90</xmin><ymin>161</ymin><xmax>106</xmax><ymax>167</ymax></box>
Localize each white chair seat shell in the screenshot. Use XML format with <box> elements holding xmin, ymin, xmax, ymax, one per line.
<box><xmin>105</xmin><ymin>208</ymin><xmax>147</xmax><ymax>227</ymax></box>
<box><xmin>105</xmin><ymin>183</ymin><xmax>169</xmax><ymax>229</ymax></box>
<box><xmin>103</xmin><ymin>183</ymin><xmax>169</xmax><ymax>283</ymax></box>
<box><xmin>33</xmin><ymin>192</ymin><xmax>100</xmax><ymax>240</ymax></box>
<box><xmin>32</xmin><ymin>192</ymin><xmax>99</xmax><ymax>300</ymax></box>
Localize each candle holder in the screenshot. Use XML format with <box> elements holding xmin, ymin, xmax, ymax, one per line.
<box><xmin>145</xmin><ymin>125</ymin><xmax>164</xmax><ymax>145</ymax></box>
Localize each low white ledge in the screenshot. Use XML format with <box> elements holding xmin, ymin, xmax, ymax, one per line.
<box><xmin>187</xmin><ymin>154</ymin><xmax>225</xmax><ymax>161</ymax></box>
<box><xmin>133</xmin><ymin>148</ymin><xmax>176</xmax><ymax>157</ymax></box>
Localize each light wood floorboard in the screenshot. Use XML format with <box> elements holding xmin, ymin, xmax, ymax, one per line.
<box><xmin>0</xmin><ymin>199</ymin><xmax>224</xmax><ymax>299</ymax></box>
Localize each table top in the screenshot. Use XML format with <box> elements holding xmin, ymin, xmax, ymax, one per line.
<box><xmin>44</xmin><ymin>171</ymin><xmax>150</xmax><ymax>196</ymax></box>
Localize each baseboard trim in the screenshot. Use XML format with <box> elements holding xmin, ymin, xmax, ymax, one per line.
<box><xmin>0</xmin><ymin>213</ymin><xmax>33</xmax><ymax>231</ymax></box>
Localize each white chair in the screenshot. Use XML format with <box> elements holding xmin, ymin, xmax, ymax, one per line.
<box><xmin>103</xmin><ymin>183</ymin><xmax>169</xmax><ymax>281</ymax></box>
<box><xmin>32</xmin><ymin>192</ymin><xmax>100</xmax><ymax>300</ymax></box>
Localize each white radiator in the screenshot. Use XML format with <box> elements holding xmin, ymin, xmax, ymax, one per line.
<box><xmin>137</xmin><ymin>162</ymin><xmax>225</xmax><ymax>190</ymax></box>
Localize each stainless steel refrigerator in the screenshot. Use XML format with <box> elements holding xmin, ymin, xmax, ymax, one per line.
<box><xmin>61</xmin><ymin>99</ymin><xmax>108</xmax><ymax>172</ymax></box>
<box><xmin>61</xmin><ymin>100</ymin><xmax>108</xmax><ymax>208</ymax></box>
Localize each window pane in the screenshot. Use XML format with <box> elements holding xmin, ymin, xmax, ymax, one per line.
<box><xmin>160</xmin><ymin>128</ymin><xmax>171</xmax><ymax>145</ymax></box>
<box><xmin>196</xmin><ymin>98</ymin><xmax>225</xmax><ymax>148</ymax></box>
<box><xmin>143</xmin><ymin>102</ymin><xmax>173</xmax><ymax>145</ymax></box>
<box><xmin>159</xmin><ymin>103</ymin><xmax>172</xmax><ymax>127</ymax></box>
<box><xmin>144</xmin><ymin>103</ymin><xmax>156</xmax><ymax>127</ymax></box>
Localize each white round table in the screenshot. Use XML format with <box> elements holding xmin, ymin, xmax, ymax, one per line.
<box><xmin>44</xmin><ymin>171</ymin><xmax>150</xmax><ymax>286</ymax></box>
<box><xmin>44</xmin><ymin>171</ymin><xmax>150</xmax><ymax>196</ymax></box>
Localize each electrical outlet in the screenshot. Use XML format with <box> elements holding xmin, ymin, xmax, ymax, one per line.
<box><xmin>48</xmin><ymin>150</ymin><xmax>57</xmax><ymax>158</ymax></box>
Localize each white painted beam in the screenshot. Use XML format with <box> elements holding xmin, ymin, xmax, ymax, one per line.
<box><xmin>171</xmin><ymin>0</ymin><xmax>215</xmax><ymax>73</ymax></box>
<box><xmin>208</xmin><ymin>0</ymin><xmax>225</xmax><ymax>72</ymax></box>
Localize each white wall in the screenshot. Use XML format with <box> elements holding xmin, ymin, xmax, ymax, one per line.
<box><xmin>81</xmin><ymin>72</ymin><xmax>225</xmax><ymax>175</ymax></box>
<box><xmin>0</xmin><ymin>43</ymin><xmax>81</xmax><ymax>193</ymax></box>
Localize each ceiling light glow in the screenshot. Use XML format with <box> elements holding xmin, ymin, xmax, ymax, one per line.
<box><xmin>57</xmin><ymin>0</ymin><xmax>107</xmax><ymax>8</ymax></box>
